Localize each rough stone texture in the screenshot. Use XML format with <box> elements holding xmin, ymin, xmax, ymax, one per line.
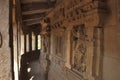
<box><xmin>0</xmin><ymin>0</ymin><xmax>12</xmax><ymax>80</ymax></box>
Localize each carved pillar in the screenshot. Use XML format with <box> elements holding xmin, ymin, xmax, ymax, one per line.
<box><xmin>65</xmin><ymin>29</ymin><xmax>72</xmax><ymax>69</ymax></box>
<box><xmin>92</xmin><ymin>27</ymin><xmax>104</xmax><ymax>80</ymax></box>
<box><xmin>45</xmin><ymin>33</ymin><xmax>51</xmax><ymax>80</ymax></box>
<box><xmin>86</xmin><ymin>27</ymin><xmax>94</xmax><ymax>80</ymax></box>
<box><xmin>65</xmin><ymin>25</ymin><xmax>73</xmax><ymax>69</ymax></box>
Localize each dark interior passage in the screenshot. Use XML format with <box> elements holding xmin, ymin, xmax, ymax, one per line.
<box><xmin>20</xmin><ymin>50</ymin><xmax>40</xmax><ymax>80</ymax></box>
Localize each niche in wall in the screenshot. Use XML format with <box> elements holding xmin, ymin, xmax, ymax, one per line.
<box><xmin>71</xmin><ymin>24</ymin><xmax>87</xmax><ymax>76</ymax></box>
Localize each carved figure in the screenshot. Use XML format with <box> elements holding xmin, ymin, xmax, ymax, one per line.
<box><xmin>72</xmin><ymin>25</ymin><xmax>87</xmax><ymax>73</ymax></box>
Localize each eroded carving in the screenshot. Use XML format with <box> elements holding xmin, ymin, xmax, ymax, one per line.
<box><xmin>71</xmin><ymin>24</ymin><xmax>87</xmax><ymax>74</ymax></box>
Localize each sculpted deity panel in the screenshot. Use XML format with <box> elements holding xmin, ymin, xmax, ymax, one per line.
<box><xmin>71</xmin><ymin>24</ymin><xmax>87</xmax><ymax>75</ymax></box>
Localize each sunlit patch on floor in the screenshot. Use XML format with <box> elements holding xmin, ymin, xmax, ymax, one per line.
<box><xmin>27</xmin><ymin>68</ymin><xmax>31</xmax><ymax>73</ymax></box>
<box><xmin>30</xmin><ymin>76</ymin><xmax>34</xmax><ymax>80</ymax></box>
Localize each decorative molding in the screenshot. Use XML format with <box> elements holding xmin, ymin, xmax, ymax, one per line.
<box><xmin>46</xmin><ymin>0</ymin><xmax>108</xmax><ymax>30</ymax></box>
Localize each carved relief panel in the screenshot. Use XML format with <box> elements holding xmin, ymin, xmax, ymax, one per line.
<box><xmin>69</xmin><ymin>25</ymin><xmax>104</xmax><ymax>80</ymax></box>
<box><xmin>71</xmin><ymin>24</ymin><xmax>87</xmax><ymax>76</ymax></box>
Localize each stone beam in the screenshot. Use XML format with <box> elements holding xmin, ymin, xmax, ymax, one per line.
<box><xmin>23</xmin><ymin>18</ymin><xmax>42</xmax><ymax>22</ymax></box>
<box><xmin>22</xmin><ymin>8</ymin><xmax>53</xmax><ymax>15</ymax></box>
<box><xmin>23</xmin><ymin>20</ymin><xmax>40</xmax><ymax>26</ymax></box>
<box><xmin>21</xmin><ymin>0</ymin><xmax>48</xmax><ymax>4</ymax></box>
<box><xmin>22</xmin><ymin>12</ymin><xmax>46</xmax><ymax>20</ymax></box>
<box><xmin>21</xmin><ymin>2</ymin><xmax>55</xmax><ymax>12</ymax></box>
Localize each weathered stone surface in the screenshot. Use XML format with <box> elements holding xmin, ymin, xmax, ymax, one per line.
<box><xmin>39</xmin><ymin>0</ymin><xmax>120</xmax><ymax>80</ymax></box>
<box><xmin>0</xmin><ymin>0</ymin><xmax>12</xmax><ymax>80</ymax></box>
<box><xmin>2</xmin><ymin>0</ymin><xmax>119</xmax><ymax>80</ymax></box>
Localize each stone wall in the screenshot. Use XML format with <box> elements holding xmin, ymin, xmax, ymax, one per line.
<box><xmin>0</xmin><ymin>0</ymin><xmax>12</xmax><ymax>80</ymax></box>
<box><xmin>103</xmin><ymin>0</ymin><xmax>120</xmax><ymax>80</ymax></box>
<box><xmin>40</xmin><ymin>0</ymin><xmax>120</xmax><ymax>80</ymax></box>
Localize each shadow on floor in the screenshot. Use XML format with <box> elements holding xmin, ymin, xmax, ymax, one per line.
<box><xmin>19</xmin><ymin>50</ymin><xmax>41</xmax><ymax>80</ymax></box>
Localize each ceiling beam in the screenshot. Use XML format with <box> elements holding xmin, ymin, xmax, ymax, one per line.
<box><xmin>22</xmin><ymin>12</ymin><xmax>46</xmax><ymax>20</ymax></box>
<box><xmin>23</xmin><ymin>20</ymin><xmax>40</xmax><ymax>26</ymax></box>
<box><xmin>21</xmin><ymin>0</ymin><xmax>48</xmax><ymax>4</ymax></box>
<box><xmin>21</xmin><ymin>2</ymin><xmax>55</xmax><ymax>12</ymax></box>
<box><xmin>23</xmin><ymin>18</ymin><xmax>42</xmax><ymax>22</ymax></box>
<box><xmin>22</xmin><ymin>8</ymin><xmax>53</xmax><ymax>15</ymax></box>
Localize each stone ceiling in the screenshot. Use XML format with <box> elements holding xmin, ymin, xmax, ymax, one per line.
<box><xmin>20</xmin><ymin>0</ymin><xmax>57</xmax><ymax>27</ymax></box>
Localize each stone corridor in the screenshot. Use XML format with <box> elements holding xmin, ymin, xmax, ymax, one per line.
<box><xmin>0</xmin><ymin>0</ymin><xmax>120</xmax><ymax>80</ymax></box>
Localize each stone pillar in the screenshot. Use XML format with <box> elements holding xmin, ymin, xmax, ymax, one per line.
<box><xmin>26</xmin><ymin>34</ymin><xmax>29</xmax><ymax>52</ymax></box>
<box><xmin>85</xmin><ymin>27</ymin><xmax>95</xmax><ymax>80</ymax></box>
<box><xmin>65</xmin><ymin>26</ymin><xmax>72</xmax><ymax>69</ymax></box>
<box><xmin>21</xmin><ymin>34</ymin><xmax>24</xmax><ymax>55</ymax></box>
<box><xmin>32</xmin><ymin>32</ymin><xmax>35</xmax><ymax>51</ymax></box>
<box><xmin>29</xmin><ymin>32</ymin><xmax>32</xmax><ymax>52</ymax></box>
<box><xmin>92</xmin><ymin>27</ymin><xmax>104</xmax><ymax>80</ymax></box>
<box><xmin>35</xmin><ymin>35</ymin><xmax>38</xmax><ymax>50</ymax></box>
<box><xmin>24</xmin><ymin>34</ymin><xmax>27</xmax><ymax>53</ymax></box>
